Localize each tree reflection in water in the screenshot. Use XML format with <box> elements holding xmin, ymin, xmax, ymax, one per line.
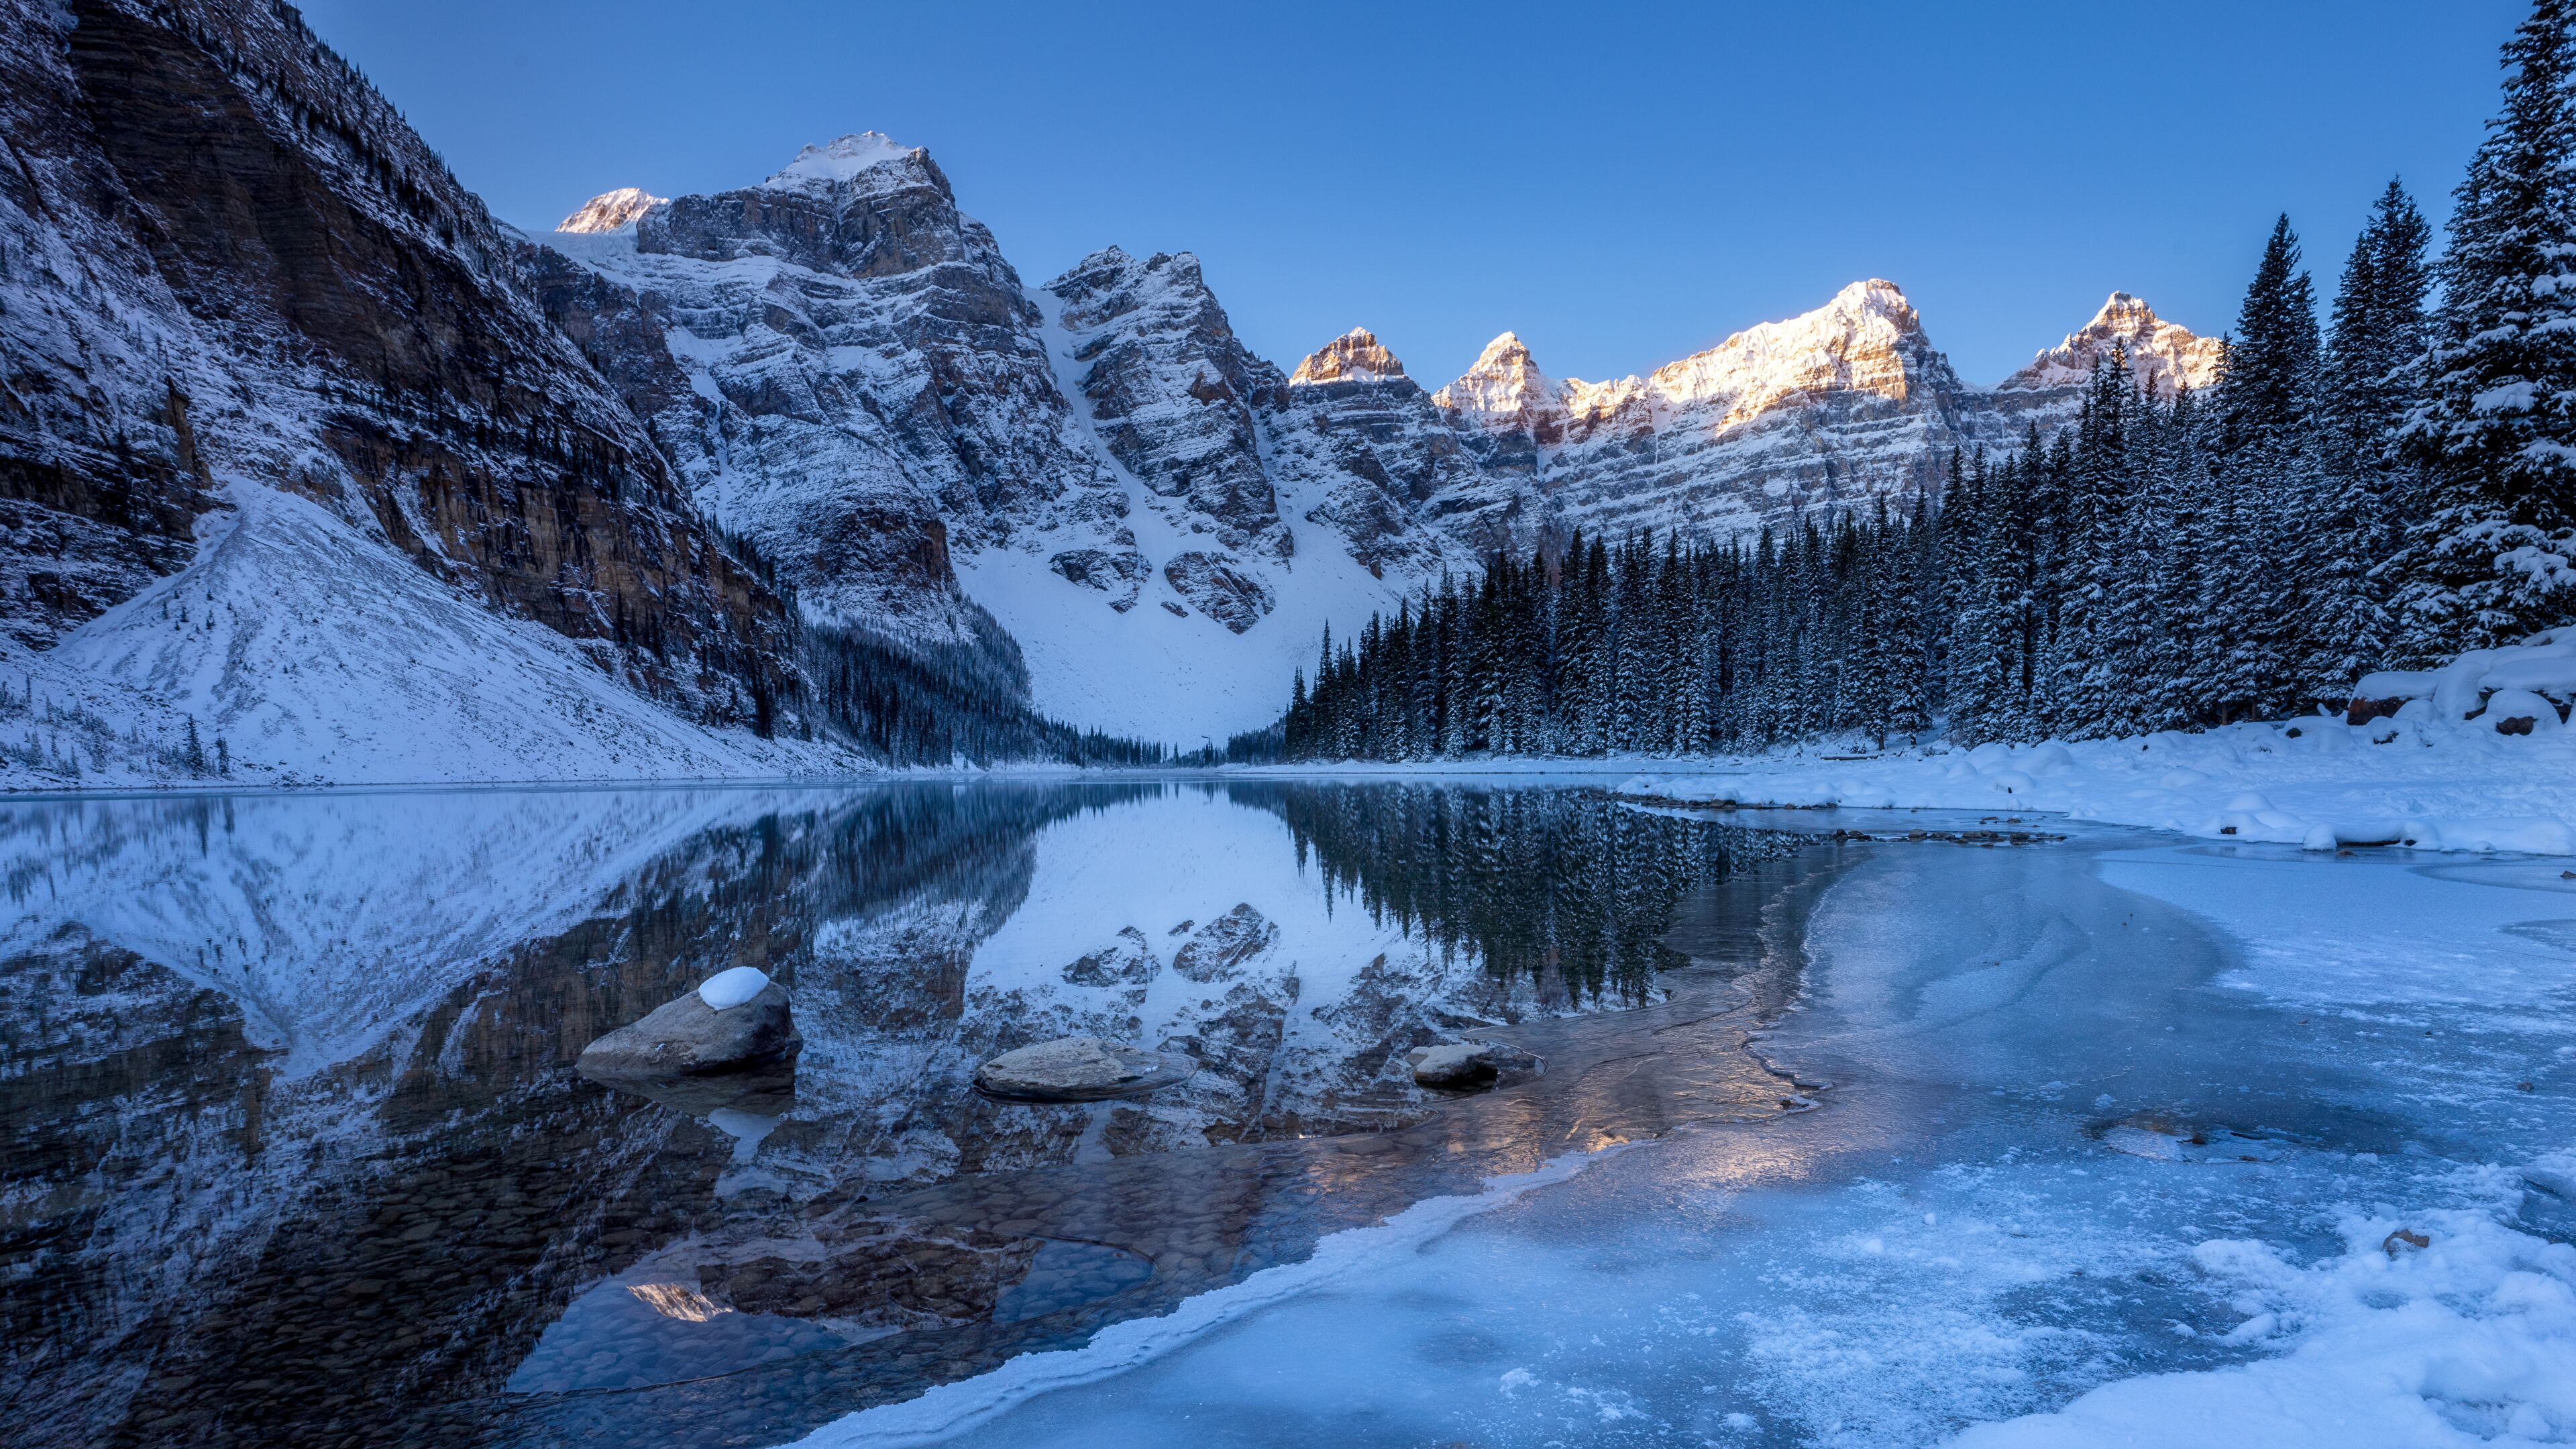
<box><xmin>1238</xmin><ymin>781</ymin><xmax>1799</xmax><ymax>1009</ymax></box>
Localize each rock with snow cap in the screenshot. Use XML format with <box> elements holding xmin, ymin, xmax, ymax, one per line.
<box><xmin>578</xmin><ymin>979</ymin><xmax>802</xmax><ymax>1081</ymax></box>
<box><xmin>1407</xmin><ymin>1039</ymin><xmax>1542</xmax><ymax>1091</ymax></box>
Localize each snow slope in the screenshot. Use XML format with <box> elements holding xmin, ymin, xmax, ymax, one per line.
<box><xmin>2</xmin><ymin>482</ymin><xmax>845</xmax><ymax>790</ymax></box>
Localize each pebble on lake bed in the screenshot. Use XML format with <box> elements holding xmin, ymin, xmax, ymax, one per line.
<box><xmin>973</xmin><ymin>1036</ymin><xmax>1195</xmax><ymax>1102</ymax></box>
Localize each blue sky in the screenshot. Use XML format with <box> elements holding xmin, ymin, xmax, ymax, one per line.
<box><xmin>302</xmin><ymin>1</ymin><xmax>2524</xmax><ymax>388</ymax></box>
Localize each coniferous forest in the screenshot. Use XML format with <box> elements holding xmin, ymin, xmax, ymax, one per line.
<box><xmin>1265</xmin><ymin>8</ymin><xmax>2576</xmax><ymax>763</ymax></box>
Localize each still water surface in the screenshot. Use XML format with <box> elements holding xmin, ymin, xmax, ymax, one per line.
<box><xmin>3</xmin><ymin>780</ymin><xmax>1841</xmax><ymax>1447</ymax></box>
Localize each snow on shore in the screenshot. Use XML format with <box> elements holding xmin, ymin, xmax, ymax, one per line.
<box><xmin>1616</xmin><ymin>631</ymin><xmax>2576</xmax><ymax>856</ymax></box>
<box><xmin>1616</xmin><ymin>712</ymin><xmax>2576</xmax><ymax>857</ymax></box>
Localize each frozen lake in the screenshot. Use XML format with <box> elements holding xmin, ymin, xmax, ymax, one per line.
<box><xmin>4</xmin><ymin>782</ymin><xmax>2571</xmax><ymax>1446</ymax></box>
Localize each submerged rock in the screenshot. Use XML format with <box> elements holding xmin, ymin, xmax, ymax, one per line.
<box><xmin>578</xmin><ymin>980</ymin><xmax>801</xmax><ymax>1081</ymax></box>
<box><xmin>973</xmin><ymin>1036</ymin><xmax>1195</xmax><ymax>1102</ymax></box>
<box><xmin>1407</xmin><ymin>1040</ymin><xmax>1542</xmax><ymax>1091</ymax></box>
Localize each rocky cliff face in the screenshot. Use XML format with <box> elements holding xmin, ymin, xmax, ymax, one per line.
<box><xmin>1265</xmin><ymin>331</ymin><xmax>1501</xmax><ymax>570</ymax></box>
<box><xmin>1040</xmin><ymin>246</ymin><xmax>1288</xmax><ymax>625</ymax></box>
<box><xmin>535</xmin><ymin>134</ymin><xmax>1123</xmax><ymax>658</ymax></box>
<box><xmin>0</xmin><ymin>0</ymin><xmax>807</xmax><ymax>777</ymax></box>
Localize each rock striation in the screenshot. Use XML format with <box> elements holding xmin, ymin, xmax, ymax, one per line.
<box><xmin>1435</xmin><ymin>280</ymin><xmax>1980</xmax><ymax>539</ymax></box>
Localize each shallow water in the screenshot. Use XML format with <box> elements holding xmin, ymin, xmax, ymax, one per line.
<box><xmin>3</xmin><ymin>779</ymin><xmax>1849</xmax><ymax>1448</ymax></box>
<box><xmin>873</xmin><ymin>826</ymin><xmax>2576</xmax><ymax>1448</ymax></box>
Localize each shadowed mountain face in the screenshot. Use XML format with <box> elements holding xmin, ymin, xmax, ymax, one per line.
<box><xmin>1</xmin><ymin>782</ymin><xmax>1825</xmax><ymax>1448</ymax></box>
<box><xmin>0</xmin><ymin>0</ymin><xmax>798</xmax><ymax>731</ymax></box>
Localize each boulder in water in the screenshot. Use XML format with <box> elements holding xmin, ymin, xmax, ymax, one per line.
<box><xmin>578</xmin><ymin>977</ymin><xmax>800</xmax><ymax>1081</ymax></box>
<box><xmin>973</xmin><ymin>1036</ymin><xmax>1194</xmax><ymax>1102</ymax></box>
<box><xmin>1408</xmin><ymin>1040</ymin><xmax>1542</xmax><ymax>1091</ymax></box>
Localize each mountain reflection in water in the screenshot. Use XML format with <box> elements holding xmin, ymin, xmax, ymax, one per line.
<box><xmin>1</xmin><ymin>780</ymin><xmax>1836</xmax><ymax>1448</ymax></box>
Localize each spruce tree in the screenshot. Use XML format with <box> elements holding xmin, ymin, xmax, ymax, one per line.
<box><xmin>2399</xmin><ymin>0</ymin><xmax>2576</xmax><ymax>655</ymax></box>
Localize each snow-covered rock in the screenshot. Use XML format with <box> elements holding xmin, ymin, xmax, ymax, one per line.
<box><xmin>578</xmin><ymin>978</ymin><xmax>802</xmax><ymax>1079</ymax></box>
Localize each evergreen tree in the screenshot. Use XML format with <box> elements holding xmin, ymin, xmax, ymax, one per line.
<box><xmin>2399</xmin><ymin>0</ymin><xmax>2576</xmax><ymax>654</ymax></box>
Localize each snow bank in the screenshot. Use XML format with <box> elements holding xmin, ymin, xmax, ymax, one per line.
<box><xmin>1619</xmin><ymin>698</ymin><xmax>2576</xmax><ymax>859</ymax></box>
<box><xmin>2356</xmin><ymin>627</ymin><xmax>2576</xmax><ymax>722</ymax></box>
<box><xmin>1957</xmin><ymin>1180</ymin><xmax>2576</xmax><ymax>1448</ymax></box>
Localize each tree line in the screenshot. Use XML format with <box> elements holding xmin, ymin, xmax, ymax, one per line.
<box><xmin>1258</xmin><ymin>2</ymin><xmax>2576</xmax><ymax>763</ymax></box>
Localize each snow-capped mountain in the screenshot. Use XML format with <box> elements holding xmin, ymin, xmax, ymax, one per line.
<box><xmin>508</xmin><ymin>130</ymin><xmax>2243</xmax><ymax>745</ymax></box>
<box><xmin>5</xmin><ymin>0</ymin><xmax>2232</xmax><ymax>773</ymax></box>
<box><xmin>1436</xmin><ymin>280</ymin><xmax>1978</xmax><ymax>536</ymax></box>
<box><xmin>554</xmin><ymin>185</ymin><xmax>665</xmax><ymax>233</ymax></box>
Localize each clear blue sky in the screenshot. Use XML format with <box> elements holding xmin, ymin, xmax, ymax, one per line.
<box><xmin>301</xmin><ymin>0</ymin><xmax>2525</xmax><ymax>388</ymax></box>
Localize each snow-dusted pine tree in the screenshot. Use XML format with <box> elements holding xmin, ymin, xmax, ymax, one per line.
<box><xmin>2396</xmin><ymin>0</ymin><xmax>2576</xmax><ymax>655</ymax></box>
<box><xmin>2320</xmin><ymin>182</ymin><xmax>2436</xmax><ymax>675</ymax></box>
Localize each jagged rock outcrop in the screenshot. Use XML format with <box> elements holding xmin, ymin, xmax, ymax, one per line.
<box><xmin>1288</xmin><ymin>327</ymin><xmax>1407</xmax><ymax>384</ymax></box>
<box><xmin>536</xmin><ymin>133</ymin><xmax>1128</xmax><ymax>647</ymax></box>
<box><xmin>0</xmin><ymin>0</ymin><xmax>802</xmax><ymax>758</ymax></box>
<box><xmin>1042</xmin><ymin>246</ymin><xmax>1287</xmax><ymax>607</ymax></box>
<box><xmin>1266</xmin><ymin>329</ymin><xmax>1497</xmax><ymax>571</ymax></box>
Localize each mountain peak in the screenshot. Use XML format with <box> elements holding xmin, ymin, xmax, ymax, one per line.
<box><xmin>2000</xmin><ymin>291</ymin><xmax>2223</xmax><ymax>396</ymax></box>
<box><xmin>1435</xmin><ymin>331</ymin><xmax>1564</xmax><ymax>433</ymax></box>
<box><xmin>555</xmin><ymin>187</ymin><xmax>665</xmax><ymax>234</ymax></box>
<box><xmin>1823</xmin><ymin>278</ymin><xmax>1919</xmax><ymax>325</ymax></box>
<box><xmin>763</xmin><ymin>131</ymin><xmax>917</xmax><ymax>189</ymax></box>
<box><xmin>1290</xmin><ymin>327</ymin><xmax>1406</xmax><ymax>386</ymax></box>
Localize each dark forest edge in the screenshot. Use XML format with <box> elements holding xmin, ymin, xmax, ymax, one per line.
<box><xmin>1241</xmin><ymin>7</ymin><xmax>2576</xmax><ymax>765</ymax></box>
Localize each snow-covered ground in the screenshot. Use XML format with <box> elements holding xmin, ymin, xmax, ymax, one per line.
<box><xmin>1613</xmin><ymin>714</ymin><xmax>2576</xmax><ymax>857</ymax></box>
<box><xmin>1611</xmin><ymin>634</ymin><xmax>2576</xmax><ymax>860</ymax></box>
<box><xmin>796</xmin><ymin>823</ymin><xmax>2576</xmax><ymax>1447</ymax></box>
